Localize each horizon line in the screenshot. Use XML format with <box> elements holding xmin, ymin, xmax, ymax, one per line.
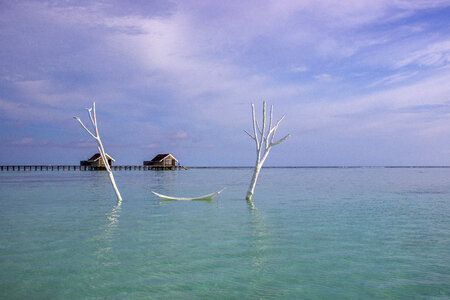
<box><xmin>2</xmin><ymin>165</ymin><xmax>450</xmax><ymax>169</ymax></box>
<box><xmin>189</xmin><ymin>166</ymin><xmax>450</xmax><ymax>168</ymax></box>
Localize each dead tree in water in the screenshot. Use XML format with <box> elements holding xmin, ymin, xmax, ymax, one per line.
<box><xmin>74</xmin><ymin>102</ymin><xmax>122</xmax><ymax>202</ymax></box>
<box><xmin>244</xmin><ymin>101</ymin><xmax>290</xmax><ymax>202</ymax></box>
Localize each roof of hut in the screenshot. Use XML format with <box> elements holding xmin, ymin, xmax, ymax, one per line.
<box><xmin>150</xmin><ymin>153</ymin><xmax>178</xmax><ymax>162</ymax></box>
<box><xmin>88</xmin><ymin>153</ymin><xmax>115</xmax><ymax>162</ymax></box>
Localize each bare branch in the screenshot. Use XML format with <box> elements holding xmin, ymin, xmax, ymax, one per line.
<box><xmin>73</xmin><ymin>116</ymin><xmax>97</xmax><ymax>139</ymax></box>
<box><xmin>268</xmin><ymin>105</ymin><xmax>273</xmax><ymax>135</ymax></box>
<box><xmin>256</xmin><ymin>119</ymin><xmax>262</xmax><ymax>136</ymax></box>
<box><xmin>92</xmin><ymin>101</ymin><xmax>98</xmax><ymax>130</ymax></box>
<box><xmin>92</xmin><ymin>102</ymin><xmax>100</xmax><ymax>137</ymax></box>
<box><xmin>251</xmin><ymin>104</ymin><xmax>260</xmax><ymax>148</ymax></box>
<box><xmin>243</xmin><ymin>130</ymin><xmax>256</xmax><ymax>140</ymax></box>
<box><xmin>260</xmin><ymin>101</ymin><xmax>266</xmax><ymax>150</ymax></box>
<box><xmin>269</xmin><ymin>114</ymin><xmax>286</xmax><ymax>145</ymax></box>
<box><xmin>269</xmin><ymin>114</ymin><xmax>285</xmax><ymax>135</ymax></box>
<box><xmin>270</xmin><ymin>133</ymin><xmax>290</xmax><ymax>147</ymax></box>
<box><xmin>92</xmin><ymin>101</ymin><xmax>97</xmax><ymax>124</ymax></box>
<box><xmin>86</xmin><ymin>107</ymin><xmax>96</xmax><ymax>130</ymax></box>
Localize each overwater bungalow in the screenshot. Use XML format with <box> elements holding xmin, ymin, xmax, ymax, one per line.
<box><xmin>80</xmin><ymin>153</ymin><xmax>115</xmax><ymax>167</ymax></box>
<box><xmin>143</xmin><ymin>154</ymin><xmax>178</xmax><ymax>169</ymax></box>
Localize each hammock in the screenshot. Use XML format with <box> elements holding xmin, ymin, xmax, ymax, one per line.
<box><xmin>151</xmin><ymin>188</ymin><xmax>225</xmax><ymax>201</ymax></box>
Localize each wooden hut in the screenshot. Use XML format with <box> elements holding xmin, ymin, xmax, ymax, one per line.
<box><xmin>80</xmin><ymin>153</ymin><xmax>115</xmax><ymax>167</ymax></box>
<box><xmin>144</xmin><ymin>154</ymin><xmax>178</xmax><ymax>168</ymax></box>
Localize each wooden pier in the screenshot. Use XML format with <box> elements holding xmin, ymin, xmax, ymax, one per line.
<box><xmin>0</xmin><ymin>165</ymin><xmax>188</xmax><ymax>171</ymax></box>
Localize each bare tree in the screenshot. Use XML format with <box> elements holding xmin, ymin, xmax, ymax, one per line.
<box><xmin>244</xmin><ymin>101</ymin><xmax>290</xmax><ymax>201</ymax></box>
<box><xmin>74</xmin><ymin>102</ymin><xmax>122</xmax><ymax>202</ymax></box>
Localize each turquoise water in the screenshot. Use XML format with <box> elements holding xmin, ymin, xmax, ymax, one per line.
<box><xmin>0</xmin><ymin>168</ymin><xmax>449</xmax><ymax>299</ymax></box>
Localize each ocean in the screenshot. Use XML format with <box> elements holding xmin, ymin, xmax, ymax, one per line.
<box><xmin>0</xmin><ymin>167</ymin><xmax>449</xmax><ymax>299</ymax></box>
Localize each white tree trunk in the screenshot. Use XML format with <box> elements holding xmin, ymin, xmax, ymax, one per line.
<box><xmin>107</xmin><ymin>170</ymin><xmax>122</xmax><ymax>202</ymax></box>
<box><xmin>244</xmin><ymin>102</ymin><xmax>289</xmax><ymax>202</ymax></box>
<box><xmin>74</xmin><ymin>102</ymin><xmax>122</xmax><ymax>202</ymax></box>
<box><xmin>246</xmin><ymin>162</ymin><xmax>262</xmax><ymax>201</ymax></box>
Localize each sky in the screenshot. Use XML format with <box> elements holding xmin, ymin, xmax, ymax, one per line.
<box><xmin>1</xmin><ymin>0</ymin><xmax>450</xmax><ymax>166</ymax></box>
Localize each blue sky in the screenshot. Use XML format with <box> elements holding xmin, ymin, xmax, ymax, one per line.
<box><xmin>1</xmin><ymin>0</ymin><xmax>449</xmax><ymax>166</ymax></box>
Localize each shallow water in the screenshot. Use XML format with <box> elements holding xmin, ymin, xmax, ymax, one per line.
<box><xmin>0</xmin><ymin>168</ymin><xmax>449</xmax><ymax>299</ymax></box>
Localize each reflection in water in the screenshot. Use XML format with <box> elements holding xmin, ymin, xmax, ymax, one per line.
<box><xmin>158</xmin><ymin>198</ymin><xmax>215</xmax><ymax>205</ymax></box>
<box><xmin>93</xmin><ymin>199</ymin><xmax>122</xmax><ymax>265</ymax></box>
<box><xmin>247</xmin><ymin>203</ymin><xmax>270</xmax><ymax>295</ymax></box>
<box><xmin>247</xmin><ymin>199</ymin><xmax>256</xmax><ymax>211</ymax></box>
<box><xmin>248</xmin><ymin>205</ymin><xmax>268</xmax><ymax>267</ymax></box>
<box><xmin>106</xmin><ymin>199</ymin><xmax>122</xmax><ymax>228</ymax></box>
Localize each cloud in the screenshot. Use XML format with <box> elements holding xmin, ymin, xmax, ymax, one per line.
<box><xmin>0</xmin><ymin>98</ymin><xmax>65</xmax><ymax>124</ymax></box>
<box><xmin>314</xmin><ymin>73</ymin><xmax>336</xmax><ymax>82</ymax></box>
<box><xmin>170</xmin><ymin>131</ymin><xmax>189</xmax><ymax>139</ymax></box>
<box><xmin>366</xmin><ymin>71</ymin><xmax>419</xmax><ymax>87</ymax></box>
<box><xmin>291</xmin><ymin>66</ymin><xmax>308</xmax><ymax>73</ymax></box>
<box><xmin>290</xmin><ymin>71</ymin><xmax>450</xmax><ymax>140</ymax></box>
<box><xmin>5</xmin><ymin>137</ymin><xmax>57</xmax><ymax>147</ymax></box>
<box><xmin>394</xmin><ymin>40</ymin><xmax>450</xmax><ymax>68</ymax></box>
<box><xmin>10</xmin><ymin>137</ymin><xmax>34</xmax><ymax>146</ymax></box>
<box><xmin>72</xmin><ymin>140</ymin><xmax>96</xmax><ymax>148</ymax></box>
<box><xmin>1</xmin><ymin>0</ymin><xmax>450</xmax><ymax>165</ymax></box>
<box><xmin>143</xmin><ymin>143</ymin><xmax>159</xmax><ymax>149</ymax></box>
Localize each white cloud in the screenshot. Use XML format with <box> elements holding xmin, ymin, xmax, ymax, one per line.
<box><xmin>72</xmin><ymin>140</ymin><xmax>96</xmax><ymax>148</ymax></box>
<box><xmin>0</xmin><ymin>98</ymin><xmax>63</xmax><ymax>123</ymax></box>
<box><xmin>314</xmin><ymin>73</ymin><xmax>336</xmax><ymax>82</ymax></box>
<box><xmin>289</xmin><ymin>71</ymin><xmax>450</xmax><ymax>139</ymax></box>
<box><xmin>1</xmin><ymin>0</ymin><xmax>450</xmax><ymax>165</ymax></box>
<box><xmin>292</xmin><ymin>66</ymin><xmax>308</xmax><ymax>73</ymax></box>
<box><xmin>11</xmin><ymin>137</ymin><xmax>34</xmax><ymax>146</ymax></box>
<box><xmin>171</xmin><ymin>131</ymin><xmax>189</xmax><ymax>139</ymax></box>
<box><xmin>395</xmin><ymin>40</ymin><xmax>450</xmax><ymax>68</ymax></box>
<box><xmin>367</xmin><ymin>71</ymin><xmax>419</xmax><ymax>87</ymax></box>
<box><xmin>143</xmin><ymin>143</ymin><xmax>159</xmax><ymax>149</ymax></box>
